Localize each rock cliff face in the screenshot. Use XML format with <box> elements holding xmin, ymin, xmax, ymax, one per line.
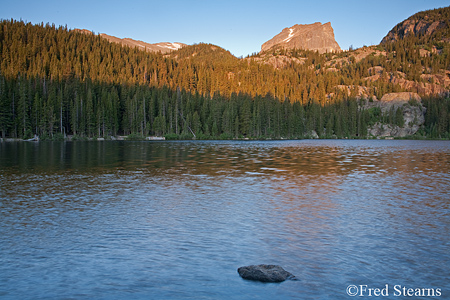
<box><xmin>366</xmin><ymin>92</ymin><xmax>426</xmax><ymax>138</ymax></box>
<box><xmin>261</xmin><ymin>22</ymin><xmax>341</xmax><ymax>53</ymax></box>
<box><xmin>382</xmin><ymin>19</ymin><xmax>447</xmax><ymax>43</ymax></box>
<box><xmin>381</xmin><ymin>6</ymin><xmax>450</xmax><ymax>43</ymax></box>
<box><xmin>363</xmin><ymin>70</ymin><xmax>450</xmax><ymax>96</ymax></box>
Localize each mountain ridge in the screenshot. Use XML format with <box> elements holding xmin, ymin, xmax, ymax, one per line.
<box><xmin>73</xmin><ymin>29</ymin><xmax>186</xmax><ymax>54</ymax></box>
<box><xmin>381</xmin><ymin>6</ymin><xmax>450</xmax><ymax>43</ymax></box>
<box><xmin>0</xmin><ymin>6</ymin><xmax>449</xmax><ymax>140</ymax></box>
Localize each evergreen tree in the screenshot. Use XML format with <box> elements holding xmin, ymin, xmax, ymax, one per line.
<box><xmin>0</xmin><ymin>18</ymin><xmax>449</xmax><ymax>140</ymax></box>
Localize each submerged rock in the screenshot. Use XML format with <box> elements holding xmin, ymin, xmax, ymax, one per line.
<box><xmin>237</xmin><ymin>264</ymin><xmax>296</xmax><ymax>283</ymax></box>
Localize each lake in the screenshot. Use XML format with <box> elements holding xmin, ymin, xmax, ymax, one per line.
<box><xmin>0</xmin><ymin>140</ymin><xmax>449</xmax><ymax>299</ymax></box>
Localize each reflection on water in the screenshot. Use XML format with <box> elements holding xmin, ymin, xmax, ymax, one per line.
<box><xmin>2</xmin><ymin>140</ymin><xmax>449</xmax><ymax>177</ymax></box>
<box><xmin>0</xmin><ymin>140</ymin><xmax>449</xmax><ymax>299</ymax></box>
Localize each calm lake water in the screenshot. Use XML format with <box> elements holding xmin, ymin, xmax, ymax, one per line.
<box><xmin>0</xmin><ymin>140</ymin><xmax>449</xmax><ymax>299</ymax></box>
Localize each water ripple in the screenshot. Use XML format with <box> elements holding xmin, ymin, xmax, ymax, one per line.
<box><xmin>1</xmin><ymin>140</ymin><xmax>449</xmax><ymax>299</ymax></box>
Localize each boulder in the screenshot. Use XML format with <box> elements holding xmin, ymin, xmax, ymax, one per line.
<box><xmin>237</xmin><ymin>264</ymin><xmax>296</xmax><ymax>283</ymax></box>
<box><xmin>307</xmin><ymin>130</ymin><xmax>319</xmax><ymax>139</ymax></box>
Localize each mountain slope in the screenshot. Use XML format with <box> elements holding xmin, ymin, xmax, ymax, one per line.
<box><xmin>381</xmin><ymin>6</ymin><xmax>450</xmax><ymax>43</ymax></box>
<box><xmin>74</xmin><ymin>29</ymin><xmax>186</xmax><ymax>53</ymax></box>
<box><xmin>100</xmin><ymin>33</ymin><xmax>186</xmax><ymax>54</ymax></box>
<box><xmin>167</xmin><ymin>43</ymin><xmax>238</xmax><ymax>65</ymax></box>
<box><xmin>261</xmin><ymin>22</ymin><xmax>341</xmax><ymax>53</ymax></box>
<box><xmin>1</xmin><ymin>8</ymin><xmax>450</xmax><ymax>140</ymax></box>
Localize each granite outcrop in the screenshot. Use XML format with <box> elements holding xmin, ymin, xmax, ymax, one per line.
<box><xmin>261</xmin><ymin>22</ymin><xmax>341</xmax><ymax>54</ymax></box>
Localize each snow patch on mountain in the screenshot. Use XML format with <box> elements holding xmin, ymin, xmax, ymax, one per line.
<box><xmin>81</xmin><ymin>30</ymin><xmax>187</xmax><ymax>54</ymax></box>
<box><xmin>283</xmin><ymin>28</ymin><xmax>295</xmax><ymax>43</ymax></box>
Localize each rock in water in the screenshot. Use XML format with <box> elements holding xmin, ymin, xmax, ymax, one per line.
<box><xmin>237</xmin><ymin>264</ymin><xmax>296</xmax><ymax>282</ymax></box>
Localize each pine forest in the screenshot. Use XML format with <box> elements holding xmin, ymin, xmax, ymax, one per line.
<box><xmin>1</xmin><ymin>16</ymin><xmax>450</xmax><ymax>140</ymax></box>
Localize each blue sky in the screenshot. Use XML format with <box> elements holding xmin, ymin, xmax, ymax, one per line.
<box><xmin>1</xmin><ymin>0</ymin><xmax>449</xmax><ymax>57</ymax></box>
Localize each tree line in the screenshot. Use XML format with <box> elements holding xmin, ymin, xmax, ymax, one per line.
<box><xmin>0</xmin><ymin>19</ymin><xmax>449</xmax><ymax>139</ymax></box>
<box><xmin>2</xmin><ymin>74</ymin><xmax>448</xmax><ymax>140</ymax></box>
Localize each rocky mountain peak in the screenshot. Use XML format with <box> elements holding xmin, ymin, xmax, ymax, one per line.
<box><xmin>261</xmin><ymin>22</ymin><xmax>341</xmax><ymax>53</ymax></box>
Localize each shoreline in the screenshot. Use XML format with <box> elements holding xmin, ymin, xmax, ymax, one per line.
<box><xmin>2</xmin><ymin>136</ymin><xmax>449</xmax><ymax>142</ymax></box>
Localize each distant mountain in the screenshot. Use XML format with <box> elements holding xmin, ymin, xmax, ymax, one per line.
<box><xmin>261</xmin><ymin>22</ymin><xmax>341</xmax><ymax>53</ymax></box>
<box><xmin>1</xmin><ymin>6</ymin><xmax>450</xmax><ymax>141</ymax></box>
<box><xmin>73</xmin><ymin>29</ymin><xmax>186</xmax><ymax>53</ymax></box>
<box><xmin>381</xmin><ymin>6</ymin><xmax>450</xmax><ymax>43</ymax></box>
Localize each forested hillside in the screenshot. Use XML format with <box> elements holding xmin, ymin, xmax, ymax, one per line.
<box><xmin>1</xmin><ymin>13</ymin><xmax>449</xmax><ymax>140</ymax></box>
<box><xmin>382</xmin><ymin>5</ymin><xmax>450</xmax><ymax>43</ymax></box>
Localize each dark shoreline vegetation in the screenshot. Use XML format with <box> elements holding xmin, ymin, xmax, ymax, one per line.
<box><xmin>1</xmin><ymin>19</ymin><xmax>450</xmax><ymax>140</ymax></box>
<box><xmin>1</xmin><ymin>74</ymin><xmax>449</xmax><ymax>141</ymax></box>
